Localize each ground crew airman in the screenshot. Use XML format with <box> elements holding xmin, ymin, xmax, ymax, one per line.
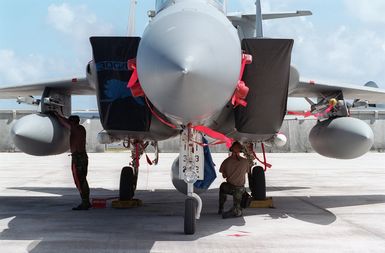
<box><xmin>218</xmin><ymin>141</ymin><xmax>251</xmax><ymax>218</ymax></box>
<box><xmin>56</xmin><ymin>112</ymin><xmax>91</xmax><ymax>210</ymax></box>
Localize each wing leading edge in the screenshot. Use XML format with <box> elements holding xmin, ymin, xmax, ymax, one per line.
<box><xmin>0</xmin><ymin>77</ymin><xmax>95</xmax><ymax>99</ymax></box>
<box><xmin>290</xmin><ymin>80</ymin><xmax>385</xmax><ymax>104</ymax></box>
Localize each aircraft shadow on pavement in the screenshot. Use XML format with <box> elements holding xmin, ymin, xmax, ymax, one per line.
<box><xmin>0</xmin><ymin>187</ymin><xmax>385</xmax><ymax>252</ymax></box>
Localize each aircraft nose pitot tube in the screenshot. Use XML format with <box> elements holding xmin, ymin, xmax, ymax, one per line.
<box><xmin>137</xmin><ymin>2</ymin><xmax>241</xmax><ymax>124</ymax></box>
<box><xmin>11</xmin><ymin>114</ymin><xmax>70</xmax><ymax>156</ymax></box>
<box><xmin>309</xmin><ymin>117</ymin><xmax>374</xmax><ymax>159</ymax></box>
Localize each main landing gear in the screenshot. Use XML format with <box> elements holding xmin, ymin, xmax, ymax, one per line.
<box><xmin>118</xmin><ymin>141</ymin><xmax>143</xmax><ymax>202</ymax></box>
<box><xmin>117</xmin><ymin>140</ymin><xmax>158</xmax><ymax>206</ymax></box>
<box><xmin>244</xmin><ymin>143</ymin><xmax>272</xmax><ymax>207</ymax></box>
<box><xmin>248</xmin><ymin>165</ymin><xmax>266</xmax><ymax>200</ymax></box>
<box><xmin>119</xmin><ymin>166</ymin><xmax>136</xmax><ymax>201</ymax></box>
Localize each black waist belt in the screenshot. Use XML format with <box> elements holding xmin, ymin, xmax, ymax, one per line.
<box><xmin>228</xmin><ymin>182</ymin><xmax>245</xmax><ymax>189</ymax></box>
<box><xmin>71</xmin><ymin>152</ymin><xmax>88</xmax><ymax>158</ymax></box>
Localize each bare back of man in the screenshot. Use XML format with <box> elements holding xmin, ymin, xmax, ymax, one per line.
<box><xmin>55</xmin><ymin>113</ymin><xmax>91</xmax><ymax>210</ymax></box>
<box><xmin>70</xmin><ymin>124</ymin><xmax>86</xmax><ymax>153</ymax></box>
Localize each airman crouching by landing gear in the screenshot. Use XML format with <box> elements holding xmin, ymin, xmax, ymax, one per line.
<box><xmin>218</xmin><ymin>141</ymin><xmax>251</xmax><ymax>218</ymax></box>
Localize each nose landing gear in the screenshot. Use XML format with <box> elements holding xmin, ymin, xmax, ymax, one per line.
<box><xmin>179</xmin><ymin>128</ymin><xmax>204</xmax><ymax>235</ymax></box>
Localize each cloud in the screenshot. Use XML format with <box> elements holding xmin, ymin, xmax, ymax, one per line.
<box><xmin>47</xmin><ymin>3</ymin><xmax>115</xmax><ymax>60</ymax></box>
<box><xmin>344</xmin><ymin>0</ymin><xmax>385</xmax><ymax>24</ymax></box>
<box><xmin>261</xmin><ymin>2</ymin><xmax>385</xmax><ymax>86</ymax></box>
<box><xmin>235</xmin><ymin>0</ymin><xmax>385</xmax><ymax>86</ymax></box>
<box><xmin>47</xmin><ymin>3</ymin><xmax>76</xmax><ymax>33</ymax></box>
<box><xmin>0</xmin><ymin>49</ymin><xmax>85</xmax><ymax>86</ymax></box>
<box><xmin>237</xmin><ymin>0</ymin><xmax>256</xmax><ymax>12</ymax></box>
<box><xmin>295</xmin><ymin>25</ymin><xmax>385</xmax><ymax>84</ymax></box>
<box><xmin>236</xmin><ymin>0</ymin><xmax>272</xmax><ymax>13</ymax></box>
<box><xmin>0</xmin><ymin>3</ymin><xmax>114</xmax><ymax>87</ymax></box>
<box><xmin>0</xmin><ymin>50</ymin><xmax>45</xmax><ymax>85</ymax></box>
<box><xmin>47</xmin><ymin>3</ymin><xmax>114</xmax><ymax>37</ymax></box>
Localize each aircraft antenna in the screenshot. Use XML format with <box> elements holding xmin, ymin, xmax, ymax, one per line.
<box><xmin>128</xmin><ymin>0</ymin><xmax>137</xmax><ymax>36</ymax></box>
<box><xmin>255</xmin><ymin>0</ymin><xmax>263</xmax><ymax>37</ymax></box>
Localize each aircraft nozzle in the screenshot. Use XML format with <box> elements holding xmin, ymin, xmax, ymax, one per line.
<box><xmin>137</xmin><ymin>3</ymin><xmax>241</xmax><ymax>124</ymax></box>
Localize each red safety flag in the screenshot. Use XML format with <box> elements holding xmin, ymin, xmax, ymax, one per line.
<box><xmin>231</xmin><ymin>54</ymin><xmax>252</xmax><ymax>108</ymax></box>
<box><xmin>127</xmin><ymin>58</ymin><xmax>145</xmax><ymax>97</ymax></box>
<box><xmin>192</xmin><ymin>125</ymin><xmax>233</xmax><ymax>148</ymax></box>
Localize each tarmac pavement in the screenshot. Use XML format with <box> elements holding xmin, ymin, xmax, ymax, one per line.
<box><xmin>0</xmin><ymin>152</ymin><xmax>385</xmax><ymax>253</ymax></box>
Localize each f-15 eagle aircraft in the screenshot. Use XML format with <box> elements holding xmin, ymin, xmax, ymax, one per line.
<box><xmin>1</xmin><ymin>0</ymin><xmax>385</xmax><ymax>234</ymax></box>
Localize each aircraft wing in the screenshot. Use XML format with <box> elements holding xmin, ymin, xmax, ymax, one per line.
<box><xmin>0</xmin><ymin>77</ymin><xmax>95</xmax><ymax>99</ymax></box>
<box><xmin>289</xmin><ymin>81</ymin><xmax>385</xmax><ymax>103</ymax></box>
<box><xmin>227</xmin><ymin>11</ymin><xmax>312</xmax><ymax>22</ymax></box>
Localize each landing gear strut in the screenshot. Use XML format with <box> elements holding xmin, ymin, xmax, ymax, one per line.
<box><xmin>118</xmin><ymin>140</ymin><xmax>147</xmax><ymax>201</ymax></box>
<box><xmin>114</xmin><ymin>140</ymin><xmax>158</xmax><ymax>208</ymax></box>
<box><xmin>244</xmin><ymin>143</ymin><xmax>267</xmax><ymax>201</ymax></box>
<box><xmin>180</xmin><ymin>128</ymin><xmax>203</xmax><ymax>235</ymax></box>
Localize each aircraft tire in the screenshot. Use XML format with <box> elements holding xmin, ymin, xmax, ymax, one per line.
<box><xmin>249</xmin><ymin>166</ymin><xmax>266</xmax><ymax>200</ymax></box>
<box><xmin>184</xmin><ymin>197</ymin><xmax>196</xmax><ymax>235</ymax></box>
<box><xmin>119</xmin><ymin>166</ymin><xmax>136</xmax><ymax>201</ymax></box>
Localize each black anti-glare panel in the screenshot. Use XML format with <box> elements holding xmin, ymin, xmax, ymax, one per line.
<box><xmin>90</xmin><ymin>36</ymin><xmax>151</xmax><ymax>131</ymax></box>
<box><xmin>235</xmin><ymin>38</ymin><xmax>294</xmax><ymax>134</ymax></box>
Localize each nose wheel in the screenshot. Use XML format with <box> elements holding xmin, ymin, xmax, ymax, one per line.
<box><xmin>184</xmin><ymin>197</ymin><xmax>196</xmax><ymax>235</ymax></box>
<box><xmin>179</xmin><ymin>128</ymin><xmax>204</xmax><ymax>235</ymax></box>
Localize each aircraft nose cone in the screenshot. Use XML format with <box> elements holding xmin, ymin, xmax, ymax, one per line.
<box><xmin>137</xmin><ymin>7</ymin><xmax>241</xmax><ymax>124</ymax></box>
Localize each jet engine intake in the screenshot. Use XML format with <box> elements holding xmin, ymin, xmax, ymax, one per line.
<box><xmin>309</xmin><ymin>117</ymin><xmax>374</xmax><ymax>159</ymax></box>
<box><xmin>11</xmin><ymin>113</ymin><xmax>70</xmax><ymax>156</ymax></box>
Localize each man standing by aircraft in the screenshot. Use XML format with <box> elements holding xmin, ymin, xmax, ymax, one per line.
<box><xmin>55</xmin><ymin>112</ymin><xmax>91</xmax><ymax>210</ymax></box>
<box><xmin>219</xmin><ymin>141</ymin><xmax>251</xmax><ymax>218</ymax></box>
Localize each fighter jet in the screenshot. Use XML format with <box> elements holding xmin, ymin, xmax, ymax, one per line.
<box><xmin>1</xmin><ymin>0</ymin><xmax>385</xmax><ymax>234</ymax></box>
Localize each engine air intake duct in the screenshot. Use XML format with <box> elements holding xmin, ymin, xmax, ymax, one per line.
<box><xmin>214</xmin><ymin>38</ymin><xmax>293</xmax><ymax>141</ymax></box>
<box><xmin>90</xmin><ymin>37</ymin><xmax>151</xmax><ymax>132</ymax></box>
<box><xmin>235</xmin><ymin>38</ymin><xmax>293</xmax><ymax>135</ymax></box>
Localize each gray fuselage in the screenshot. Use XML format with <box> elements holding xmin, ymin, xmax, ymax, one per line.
<box><xmin>137</xmin><ymin>0</ymin><xmax>241</xmax><ymax>125</ymax></box>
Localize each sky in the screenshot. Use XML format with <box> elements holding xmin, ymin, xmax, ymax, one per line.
<box><xmin>0</xmin><ymin>0</ymin><xmax>385</xmax><ymax>110</ymax></box>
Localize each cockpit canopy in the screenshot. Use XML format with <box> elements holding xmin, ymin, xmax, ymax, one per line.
<box><xmin>155</xmin><ymin>0</ymin><xmax>225</xmax><ymax>13</ymax></box>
